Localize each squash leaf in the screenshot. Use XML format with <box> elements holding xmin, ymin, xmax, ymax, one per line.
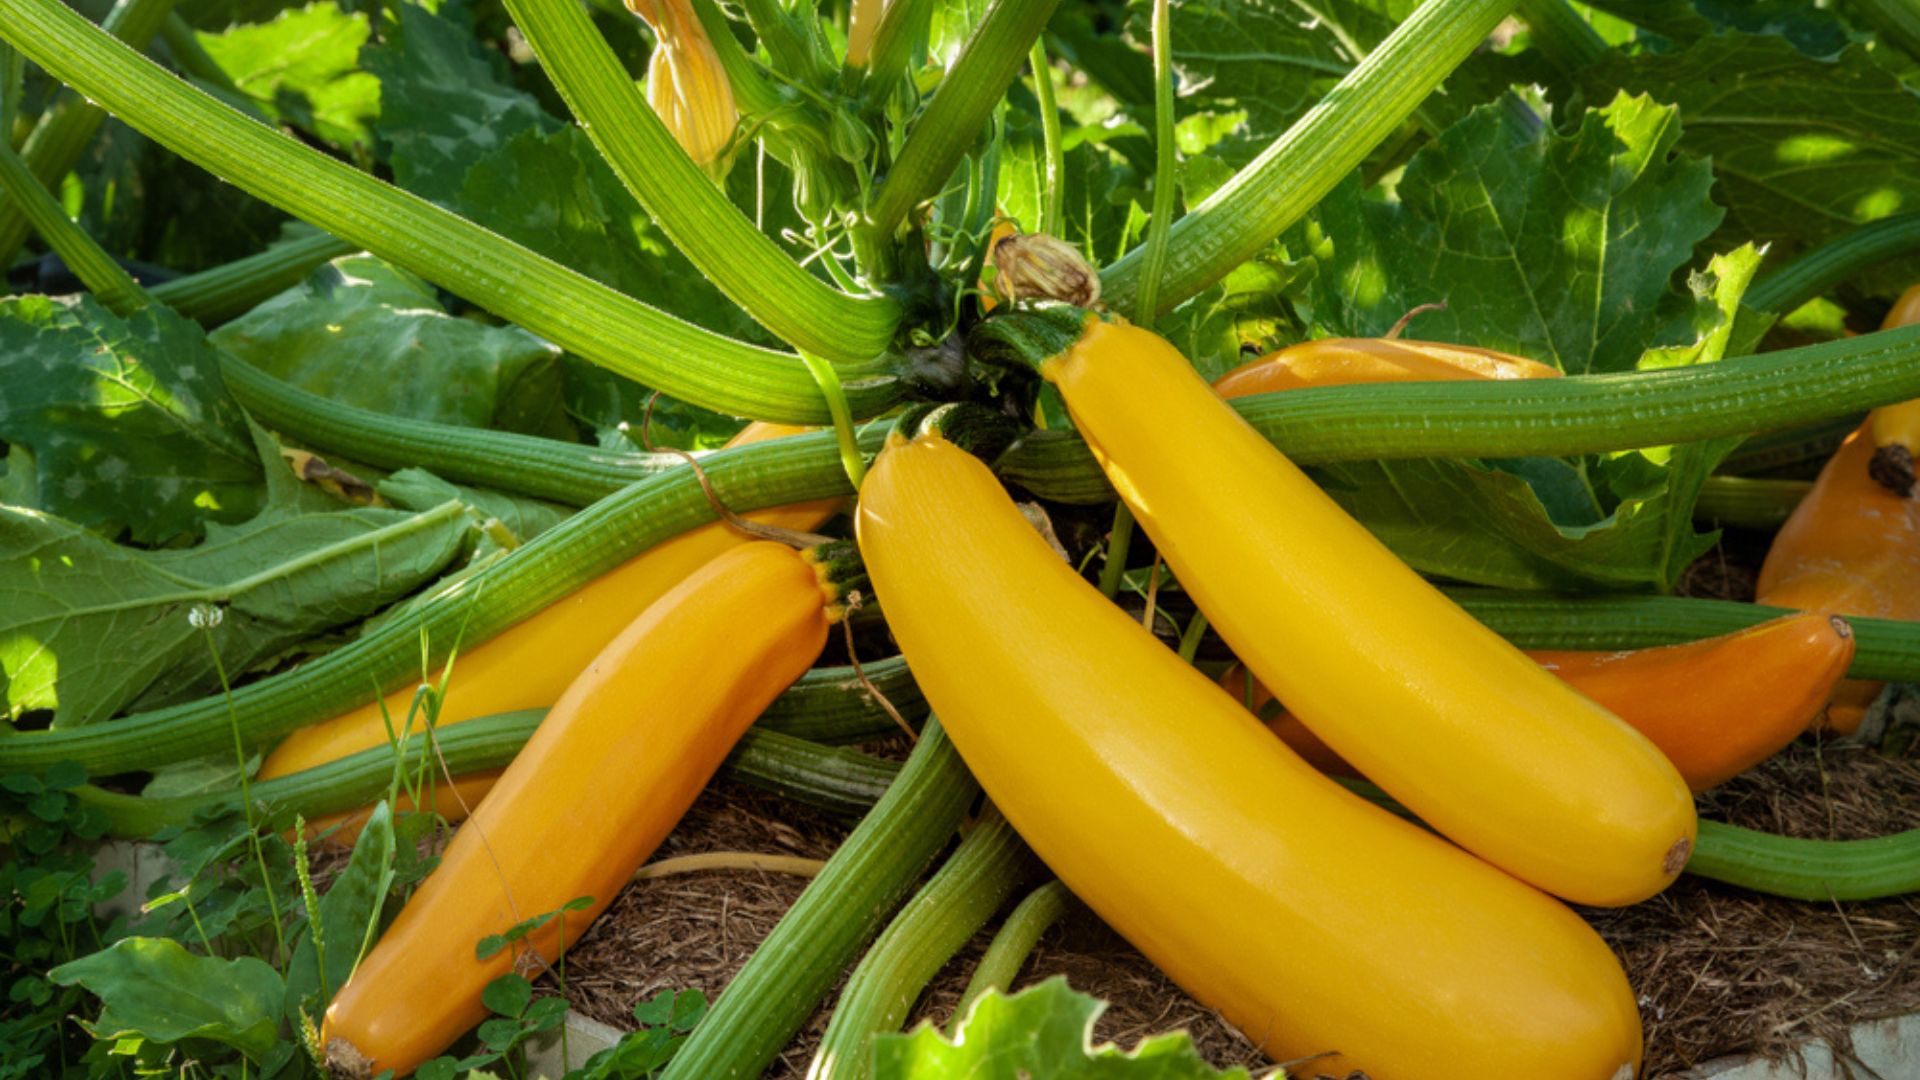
<box><xmin>1294</xmin><ymin>93</ymin><xmax>1721</xmax><ymax>376</ymax></box>
<box><xmin>211</xmin><ymin>254</ymin><xmax>573</xmax><ymax>441</ymax></box>
<box><xmin>193</xmin><ymin>2</ymin><xmax>381</xmax><ymax>151</ymax></box>
<box><xmin>49</xmin><ymin>937</ymin><xmax>284</xmax><ymax>1061</ymax></box>
<box><xmin>1</xmin><ymin>424</ymin><xmax>471</xmax><ymax>726</ymax></box>
<box><xmin>1277</xmin><ymin>96</ymin><xmax>1746</xmax><ymax>590</ymax></box>
<box><xmin>872</xmin><ymin>978</ymin><xmax>1250</xmax><ymax>1079</ymax></box>
<box><xmin>1580</xmin><ymin>33</ymin><xmax>1920</xmax><ymax>297</ymax></box>
<box><xmin>0</xmin><ymin>295</ymin><xmax>265</xmax><ymax>545</ymax></box>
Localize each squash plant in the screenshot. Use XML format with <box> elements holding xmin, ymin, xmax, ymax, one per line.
<box><xmin>6</xmin><ymin>0</ymin><xmax>1920</xmax><ymax>1075</ymax></box>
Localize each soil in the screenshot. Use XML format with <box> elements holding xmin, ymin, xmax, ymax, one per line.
<box><xmin>551</xmin><ymin>734</ymin><xmax>1920</xmax><ymax>1079</ymax></box>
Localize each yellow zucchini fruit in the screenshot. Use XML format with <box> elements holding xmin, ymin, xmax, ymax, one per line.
<box><xmin>1868</xmin><ymin>284</ymin><xmax>1920</xmax><ymax>494</ymax></box>
<box><xmin>986</xmin><ymin>306</ymin><xmax>1695</xmax><ymax>907</ymax></box>
<box><xmin>856</xmin><ymin>426</ymin><xmax>1642</xmax><ymax>1080</ymax></box>
<box><xmin>321</xmin><ymin>540</ymin><xmax>844</xmax><ymax>1077</ymax></box>
<box><xmin>1211</xmin><ymin>335</ymin><xmax>1560</xmax><ymax>397</ymax></box>
<box><xmin>259</xmin><ymin>422</ymin><xmax>836</xmax><ymax>837</ymax></box>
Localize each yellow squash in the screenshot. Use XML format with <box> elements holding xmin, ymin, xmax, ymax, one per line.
<box><xmin>1757</xmin><ymin>423</ymin><xmax>1920</xmax><ymax>733</ymax></box>
<box><xmin>261</xmin><ymin>422</ymin><xmax>836</xmax><ymax>837</ymax></box>
<box><xmin>1869</xmin><ymin>284</ymin><xmax>1920</xmax><ymax>494</ymax></box>
<box><xmin>321</xmin><ymin>540</ymin><xmax>841</xmax><ymax>1077</ymax></box>
<box><xmin>996</xmin><ymin>306</ymin><xmax>1694</xmax><ymax>906</ymax></box>
<box><xmin>857</xmin><ymin>426</ymin><xmax>1642</xmax><ymax>1080</ymax></box>
<box><xmin>1211</xmin><ymin>335</ymin><xmax>1560</xmax><ymax>397</ymax></box>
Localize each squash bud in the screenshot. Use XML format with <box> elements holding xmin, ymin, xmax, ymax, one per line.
<box><xmin>628</xmin><ymin>0</ymin><xmax>737</xmax><ymax>166</ymax></box>
<box><xmin>991</xmin><ymin>231</ymin><xmax>1101</xmax><ymax>308</ymax></box>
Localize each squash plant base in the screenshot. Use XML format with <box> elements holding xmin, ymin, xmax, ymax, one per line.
<box><xmin>516</xmin><ymin>743</ymin><xmax>1920</xmax><ymax>1079</ymax></box>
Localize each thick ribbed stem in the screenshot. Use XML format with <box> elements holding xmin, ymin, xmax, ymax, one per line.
<box><xmin>661</xmin><ymin>717</ymin><xmax>978</xmax><ymax>1080</ymax></box>
<box><xmin>952</xmin><ymin>878</ymin><xmax>1071</xmax><ymax>1022</ymax></box>
<box><xmin>151</xmin><ymin>232</ymin><xmax>358</xmax><ymax>324</ymax></box>
<box><xmin>503</xmin><ymin>0</ymin><xmax>901</xmax><ymax>363</ymax></box>
<box><xmin>809</xmin><ymin>805</ymin><xmax>1034</xmax><ymax>1080</ymax></box>
<box><xmin>862</xmin><ymin>0</ymin><xmax>1063</xmax><ymax>241</ymax></box>
<box><xmin>1746</xmin><ymin>213</ymin><xmax>1920</xmax><ymax>315</ymax></box>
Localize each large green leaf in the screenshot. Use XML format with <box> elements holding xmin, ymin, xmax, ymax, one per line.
<box><xmin>1116</xmin><ymin>0</ymin><xmax>1552</xmax><ymax>173</ymax></box>
<box><xmin>195</xmin><ymin>2</ymin><xmax>380</xmax><ymax>150</ymax></box>
<box><xmin>872</xmin><ymin>978</ymin><xmax>1249</xmax><ymax>1079</ymax></box>
<box><xmin>0</xmin><ymin>295</ymin><xmax>264</xmax><ymax>544</ymax></box>
<box><xmin>50</xmin><ymin>937</ymin><xmax>284</xmax><ymax>1061</ymax></box>
<box><xmin>1581</xmin><ymin>1</ymin><xmax>1855</xmax><ymax>56</ymax></box>
<box><xmin>0</xmin><ymin>426</ymin><xmax>471</xmax><ymax>726</ymax></box>
<box><xmin>1297</xmin><ymin>93</ymin><xmax>1721</xmax><ymax>375</ymax></box>
<box><xmin>211</xmin><ymin>254</ymin><xmax>573</xmax><ymax>440</ymax></box>
<box><xmin>361</xmin><ymin>0</ymin><xmax>555</xmax><ymax>204</ymax></box>
<box><xmin>1580</xmin><ymin>34</ymin><xmax>1920</xmax><ymax>294</ymax></box>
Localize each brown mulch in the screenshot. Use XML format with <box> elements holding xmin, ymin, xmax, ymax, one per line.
<box><xmin>548</xmin><ymin>731</ymin><xmax>1920</xmax><ymax>1080</ymax></box>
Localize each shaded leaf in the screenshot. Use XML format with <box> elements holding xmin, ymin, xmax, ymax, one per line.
<box><xmin>0</xmin><ymin>295</ymin><xmax>263</xmax><ymax>544</ymax></box>
<box><xmin>361</xmin><ymin>0</ymin><xmax>555</xmax><ymax>204</ymax></box>
<box><xmin>211</xmin><ymin>255</ymin><xmax>572</xmax><ymax>440</ymax></box>
<box><xmin>1580</xmin><ymin>34</ymin><xmax>1920</xmax><ymax>294</ymax></box>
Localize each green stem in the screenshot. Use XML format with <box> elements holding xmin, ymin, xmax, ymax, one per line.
<box><xmin>1513</xmin><ymin>0</ymin><xmax>1608</xmax><ymax>71</ymax></box>
<box><xmin>1450</xmin><ymin>591</ymin><xmax>1920</xmax><ymax>682</ymax></box>
<box><xmin>1131</xmin><ymin>0</ymin><xmax>1176</xmax><ymax>327</ymax></box>
<box><xmin>1</xmin><ymin>44</ymin><xmax>21</xmax><ymax>136</ymax></box>
<box><xmin>1721</xmin><ymin>414</ymin><xmax>1859</xmax><ymax>477</ymax></box>
<box><xmin>810</xmin><ymin>803</ymin><xmax>1034</xmax><ymax>1080</ymax></box>
<box><xmin>1099</xmin><ymin>0</ymin><xmax>1514</xmax><ymax>320</ymax></box>
<box><xmin>737</xmin><ymin>0</ymin><xmax>818</xmax><ymax>80</ymax></box>
<box><xmin>1746</xmin><ymin>212</ymin><xmax>1920</xmax><ymax>315</ymax></box>
<box><xmin>0</xmin><ymin>140</ymin><xmax>146</xmax><ymax>315</ymax></box>
<box><xmin>0</xmin><ymin>0</ymin><xmax>178</xmax><ymax>269</ymax></box>
<box><xmin>1176</xmin><ymin>610</ymin><xmax>1210</xmax><ymax>663</ymax></box>
<box><xmin>75</xmin><ymin>694</ymin><xmax>908</xmax><ymax>838</ymax></box>
<box><xmin>952</xmin><ymin>878</ymin><xmax>1071</xmax><ymax>1025</ymax></box>
<box><xmin>149</xmin><ymin>230</ymin><xmax>358</xmax><ymax>324</ymax></box>
<box><xmin>220</xmin><ymin>298</ymin><xmax>1920</xmax><ymax>515</ymax></box>
<box><xmin>0</xmin><ymin>0</ymin><xmax>896</xmax><ymax>422</ymax></box>
<box><xmin>998</xmin><ymin>322</ymin><xmax>1920</xmax><ymax>502</ymax></box>
<box><xmin>1027</xmin><ymin>38</ymin><xmax>1063</xmax><ymax>237</ymax></box>
<box><xmin>1686</xmin><ymin>819</ymin><xmax>1920</xmax><ymax>902</ymax></box>
<box><xmin>1693</xmin><ymin>475</ymin><xmax>1810</xmax><ymax>529</ymax></box>
<box><xmin>863</xmin><ymin>0</ymin><xmax>1063</xmax><ymax>242</ymax></box>
<box><xmin>801</xmin><ymin>351</ymin><xmax>870</xmax><ymax>489</ymax></box>
<box><xmin>1846</xmin><ymin>0</ymin><xmax>1920</xmax><ymax>65</ymax></box>
<box><xmin>1095</xmin><ymin>503</ymin><xmax>1134</xmax><ymax>600</ymax></box>
<box><xmin>661</xmin><ymin>717</ymin><xmax>978</xmax><ymax>1080</ymax></box>
<box><xmin>759</xmin><ymin>656</ymin><xmax>925</xmax><ymax>744</ymax></box>
<box><xmin>218</xmin><ymin>358</ymin><xmax>680</xmax><ymax>506</ymax></box>
<box><xmin>502</xmin><ymin>0</ymin><xmax>900</xmax><ymax>363</ymax></box>
<box><xmin>689</xmin><ymin>0</ymin><xmax>783</xmax><ymax>117</ymax></box>
<box><xmin>864</xmin><ymin>0</ymin><xmax>936</xmax><ymax>100</ymax></box>
<box><xmin>726</xmin><ymin>727</ymin><xmax>902</xmax><ymax>818</ymax></box>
